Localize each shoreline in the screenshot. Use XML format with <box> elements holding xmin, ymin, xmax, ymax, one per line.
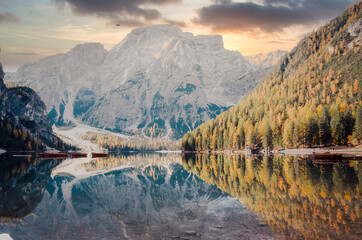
<box><xmin>183</xmin><ymin>146</ymin><xmax>362</xmax><ymax>156</ymax></box>
<box><xmin>277</xmin><ymin>146</ymin><xmax>362</xmax><ymax>156</ymax></box>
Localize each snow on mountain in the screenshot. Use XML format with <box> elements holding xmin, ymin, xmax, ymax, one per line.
<box><xmin>6</xmin><ymin>43</ymin><xmax>108</xmax><ymax>126</ymax></box>
<box><xmin>245</xmin><ymin>50</ymin><xmax>287</xmax><ymax>68</ymax></box>
<box><xmin>0</xmin><ymin>63</ymin><xmax>57</xmax><ymax>147</ymax></box>
<box><xmin>6</xmin><ymin>24</ymin><xmax>271</xmax><ymax>138</ymax></box>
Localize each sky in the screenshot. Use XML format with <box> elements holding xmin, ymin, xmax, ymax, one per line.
<box><xmin>0</xmin><ymin>0</ymin><xmax>355</xmax><ymax>72</ymax></box>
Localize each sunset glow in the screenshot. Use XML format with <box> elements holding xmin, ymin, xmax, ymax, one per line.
<box><xmin>0</xmin><ymin>0</ymin><xmax>354</xmax><ymax>71</ymax></box>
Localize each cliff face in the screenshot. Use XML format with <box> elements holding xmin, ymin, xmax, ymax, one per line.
<box><xmin>0</xmin><ymin>63</ymin><xmax>8</xmax><ymax>117</ymax></box>
<box><xmin>0</xmin><ymin>63</ymin><xmax>57</xmax><ymax>150</ymax></box>
<box><xmin>7</xmin><ymin>87</ymin><xmax>53</xmax><ymax>141</ymax></box>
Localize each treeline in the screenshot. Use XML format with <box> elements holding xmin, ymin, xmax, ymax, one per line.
<box><xmin>182</xmin><ymin>154</ymin><xmax>361</xmax><ymax>239</ymax></box>
<box><xmin>182</xmin><ymin>3</ymin><xmax>362</xmax><ymax>151</ymax></box>
<box><xmin>0</xmin><ymin>119</ymin><xmax>42</xmax><ymax>151</ymax></box>
<box><xmin>0</xmin><ymin>118</ymin><xmax>75</xmax><ymax>151</ymax></box>
<box><xmin>85</xmin><ymin>133</ymin><xmax>181</xmax><ymax>152</ymax></box>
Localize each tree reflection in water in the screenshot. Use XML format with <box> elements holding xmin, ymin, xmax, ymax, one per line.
<box><xmin>182</xmin><ymin>154</ymin><xmax>361</xmax><ymax>239</ymax></box>
<box><xmin>0</xmin><ymin>153</ymin><xmax>276</xmax><ymax>240</ymax></box>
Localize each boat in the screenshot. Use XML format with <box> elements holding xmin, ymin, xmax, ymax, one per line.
<box><xmin>313</xmin><ymin>153</ymin><xmax>342</xmax><ymax>160</ymax></box>
<box><xmin>71</xmin><ymin>153</ymin><xmax>88</xmax><ymax>158</ymax></box>
<box><xmin>38</xmin><ymin>153</ymin><xmax>68</xmax><ymax>159</ymax></box>
<box><xmin>91</xmin><ymin>152</ymin><xmax>108</xmax><ymax>158</ymax></box>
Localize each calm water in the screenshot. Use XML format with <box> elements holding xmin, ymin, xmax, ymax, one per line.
<box><xmin>0</xmin><ymin>153</ymin><xmax>360</xmax><ymax>240</ymax></box>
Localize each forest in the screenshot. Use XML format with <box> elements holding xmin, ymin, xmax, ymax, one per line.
<box><xmin>182</xmin><ymin>3</ymin><xmax>362</xmax><ymax>151</ymax></box>
<box><xmin>85</xmin><ymin>133</ymin><xmax>180</xmax><ymax>152</ymax></box>
<box><xmin>0</xmin><ymin>119</ymin><xmax>42</xmax><ymax>151</ymax></box>
<box><xmin>0</xmin><ymin>118</ymin><xmax>75</xmax><ymax>151</ymax></box>
<box><xmin>182</xmin><ymin>154</ymin><xmax>361</xmax><ymax>239</ymax></box>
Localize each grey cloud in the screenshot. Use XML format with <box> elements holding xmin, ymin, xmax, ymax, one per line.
<box><xmin>193</xmin><ymin>0</ymin><xmax>354</xmax><ymax>34</ymax></box>
<box><xmin>56</xmin><ymin>0</ymin><xmax>182</xmax><ymax>26</ymax></box>
<box><xmin>0</xmin><ymin>3</ymin><xmax>9</xmax><ymax>8</ymax></box>
<box><xmin>263</xmin><ymin>0</ymin><xmax>301</xmax><ymax>7</ymax></box>
<box><xmin>112</xmin><ymin>18</ymin><xmax>144</xmax><ymax>27</ymax></box>
<box><xmin>0</xmin><ymin>12</ymin><xmax>20</xmax><ymax>23</ymax></box>
<box><xmin>212</xmin><ymin>0</ymin><xmax>232</xmax><ymax>4</ymax></box>
<box><xmin>163</xmin><ymin>18</ymin><xmax>186</xmax><ymax>28</ymax></box>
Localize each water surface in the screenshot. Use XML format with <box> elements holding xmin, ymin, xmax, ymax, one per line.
<box><xmin>0</xmin><ymin>153</ymin><xmax>360</xmax><ymax>239</ymax></box>
<box><xmin>183</xmin><ymin>154</ymin><xmax>361</xmax><ymax>239</ymax></box>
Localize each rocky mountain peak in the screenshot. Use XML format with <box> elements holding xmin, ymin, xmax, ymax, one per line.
<box><xmin>245</xmin><ymin>50</ymin><xmax>287</xmax><ymax>68</ymax></box>
<box><xmin>66</xmin><ymin>42</ymin><xmax>108</xmax><ymax>67</ymax></box>
<box><xmin>68</xmin><ymin>42</ymin><xmax>107</xmax><ymax>57</ymax></box>
<box><xmin>111</xmin><ymin>24</ymin><xmax>225</xmax><ymax>56</ymax></box>
<box><xmin>129</xmin><ymin>24</ymin><xmax>182</xmax><ymax>37</ymax></box>
<box><xmin>6</xmin><ymin>24</ymin><xmax>272</xmax><ymax>138</ymax></box>
<box><xmin>0</xmin><ymin>60</ymin><xmax>63</xmax><ymax>150</ymax></box>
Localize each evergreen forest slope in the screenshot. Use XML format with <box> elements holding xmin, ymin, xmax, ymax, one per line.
<box><xmin>182</xmin><ymin>3</ymin><xmax>362</xmax><ymax>151</ymax></box>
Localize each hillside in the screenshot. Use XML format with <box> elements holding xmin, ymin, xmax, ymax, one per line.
<box><xmin>0</xmin><ymin>63</ymin><xmax>73</xmax><ymax>151</ymax></box>
<box><xmin>182</xmin><ymin>3</ymin><xmax>362</xmax><ymax>151</ymax></box>
<box><xmin>6</xmin><ymin>25</ymin><xmax>270</xmax><ymax>139</ymax></box>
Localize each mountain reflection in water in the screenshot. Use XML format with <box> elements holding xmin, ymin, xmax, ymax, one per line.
<box><xmin>0</xmin><ymin>155</ymin><xmax>63</xmax><ymax>219</ymax></box>
<box><xmin>182</xmin><ymin>154</ymin><xmax>361</xmax><ymax>240</ymax></box>
<box><xmin>0</xmin><ymin>153</ymin><xmax>275</xmax><ymax>240</ymax></box>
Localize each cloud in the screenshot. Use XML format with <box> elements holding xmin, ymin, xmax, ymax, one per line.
<box><xmin>193</xmin><ymin>0</ymin><xmax>354</xmax><ymax>34</ymax></box>
<box><xmin>265</xmin><ymin>40</ymin><xmax>289</xmax><ymax>45</ymax></box>
<box><xmin>0</xmin><ymin>3</ymin><xmax>9</xmax><ymax>9</ymax></box>
<box><xmin>0</xmin><ymin>12</ymin><xmax>20</xmax><ymax>24</ymax></box>
<box><xmin>56</xmin><ymin>0</ymin><xmax>182</xmax><ymax>27</ymax></box>
<box><xmin>12</xmin><ymin>52</ymin><xmax>39</xmax><ymax>56</ymax></box>
<box><xmin>162</xmin><ymin>18</ymin><xmax>186</xmax><ymax>28</ymax></box>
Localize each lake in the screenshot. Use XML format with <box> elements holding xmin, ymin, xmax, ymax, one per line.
<box><xmin>0</xmin><ymin>153</ymin><xmax>360</xmax><ymax>239</ymax></box>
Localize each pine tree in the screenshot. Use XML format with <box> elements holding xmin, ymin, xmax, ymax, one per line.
<box><xmin>331</xmin><ymin>110</ymin><xmax>343</xmax><ymax>144</ymax></box>
<box><xmin>282</xmin><ymin>119</ymin><xmax>293</xmax><ymax>147</ymax></box>
<box><xmin>354</xmin><ymin>104</ymin><xmax>362</xmax><ymax>141</ymax></box>
<box><xmin>210</xmin><ymin>129</ymin><xmax>217</xmax><ymax>150</ymax></box>
<box><xmin>318</xmin><ymin>107</ymin><xmax>332</xmax><ymax>145</ymax></box>
<box><xmin>263</xmin><ymin>123</ymin><xmax>273</xmax><ymax>150</ymax></box>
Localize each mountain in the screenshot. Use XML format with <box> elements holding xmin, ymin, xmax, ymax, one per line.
<box><xmin>245</xmin><ymin>50</ymin><xmax>287</xmax><ymax>68</ymax></box>
<box><xmin>5</xmin><ymin>43</ymin><xmax>108</xmax><ymax>127</ymax></box>
<box><xmin>6</xmin><ymin>25</ymin><xmax>270</xmax><ymax>139</ymax></box>
<box><xmin>0</xmin><ymin>63</ymin><xmax>72</xmax><ymax>151</ymax></box>
<box><xmin>182</xmin><ymin>3</ymin><xmax>362</xmax><ymax>151</ymax></box>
